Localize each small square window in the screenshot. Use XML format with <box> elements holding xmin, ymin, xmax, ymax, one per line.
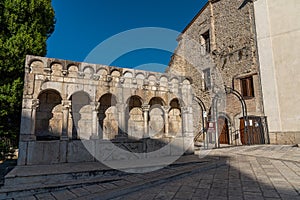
<box><xmin>240</xmin><ymin>76</ymin><xmax>254</xmax><ymax>98</ymax></box>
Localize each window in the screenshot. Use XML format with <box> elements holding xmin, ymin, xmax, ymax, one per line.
<box><xmin>203</xmin><ymin>68</ymin><xmax>211</xmax><ymax>90</ymax></box>
<box><xmin>240</xmin><ymin>76</ymin><xmax>254</xmax><ymax>98</ymax></box>
<box><xmin>202</xmin><ymin>31</ymin><xmax>210</xmax><ymax>53</ymax></box>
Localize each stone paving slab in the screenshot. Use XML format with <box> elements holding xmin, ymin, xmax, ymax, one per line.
<box><xmin>1</xmin><ymin>145</ymin><xmax>300</xmax><ymax>200</ymax></box>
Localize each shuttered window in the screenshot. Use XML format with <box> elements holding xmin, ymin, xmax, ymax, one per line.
<box><xmin>240</xmin><ymin>76</ymin><xmax>254</xmax><ymax>98</ymax></box>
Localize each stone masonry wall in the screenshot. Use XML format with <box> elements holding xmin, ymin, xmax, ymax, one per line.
<box><xmin>168</xmin><ymin>0</ymin><xmax>265</xmax><ymax>145</ymax></box>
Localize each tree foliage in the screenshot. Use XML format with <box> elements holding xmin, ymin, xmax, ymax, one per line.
<box><xmin>0</xmin><ymin>0</ymin><xmax>55</xmax><ymax>144</ymax></box>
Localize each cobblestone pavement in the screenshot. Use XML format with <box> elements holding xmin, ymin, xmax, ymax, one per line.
<box><xmin>6</xmin><ymin>145</ymin><xmax>300</xmax><ymax>200</ymax></box>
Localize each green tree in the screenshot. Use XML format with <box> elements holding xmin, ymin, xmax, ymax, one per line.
<box><xmin>0</xmin><ymin>0</ymin><xmax>55</xmax><ymax>150</ymax></box>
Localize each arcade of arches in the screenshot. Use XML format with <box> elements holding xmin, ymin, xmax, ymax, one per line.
<box><xmin>18</xmin><ymin>56</ymin><xmax>194</xmax><ymax>165</ymax></box>
<box><xmin>35</xmin><ymin>90</ymin><xmax>184</xmax><ymax>141</ymax></box>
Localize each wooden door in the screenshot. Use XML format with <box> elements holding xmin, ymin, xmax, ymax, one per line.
<box><xmin>240</xmin><ymin>118</ymin><xmax>246</xmax><ymax>144</ymax></box>
<box><xmin>218</xmin><ymin>117</ymin><xmax>229</xmax><ymax>144</ymax></box>
<box><xmin>240</xmin><ymin>117</ymin><xmax>265</xmax><ymax>145</ymax></box>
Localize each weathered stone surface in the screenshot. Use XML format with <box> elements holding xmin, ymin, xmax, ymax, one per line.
<box><xmin>167</xmin><ymin>0</ymin><xmax>266</xmax><ymax>145</ymax></box>
<box><xmin>18</xmin><ymin>55</ymin><xmax>194</xmax><ymax>166</ymax></box>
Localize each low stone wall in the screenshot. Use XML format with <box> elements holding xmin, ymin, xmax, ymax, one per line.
<box><xmin>18</xmin><ymin>137</ymin><xmax>193</xmax><ymax>166</ymax></box>
<box><xmin>269</xmin><ymin>132</ymin><xmax>300</xmax><ymax>145</ymax></box>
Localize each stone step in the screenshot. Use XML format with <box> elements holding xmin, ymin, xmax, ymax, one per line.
<box><xmin>0</xmin><ymin>155</ymin><xmax>206</xmax><ymax>198</ymax></box>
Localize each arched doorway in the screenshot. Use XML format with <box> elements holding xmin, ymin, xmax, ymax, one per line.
<box><xmin>218</xmin><ymin>116</ymin><xmax>230</xmax><ymax>144</ymax></box>
<box><xmin>35</xmin><ymin>90</ymin><xmax>62</xmax><ymax>140</ymax></box>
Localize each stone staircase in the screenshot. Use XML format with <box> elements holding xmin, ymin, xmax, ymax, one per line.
<box><xmin>0</xmin><ymin>155</ymin><xmax>210</xmax><ymax>199</ymax></box>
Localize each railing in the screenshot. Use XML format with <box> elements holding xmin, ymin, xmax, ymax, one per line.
<box><xmin>194</xmin><ymin>129</ymin><xmax>205</xmax><ymax>142</ymax></box>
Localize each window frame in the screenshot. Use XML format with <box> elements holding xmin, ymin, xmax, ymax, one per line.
<box><xmin>240</xmin><ymin>76</ymin><xmax>254</xmax><ymax>99</ymax></box>
<box><xmin>203</xmin><ymin>68</ymin><xmax>211</xmax><ymax>91</ymax></box>
<box><xmin>201</xmin><ymin>31</ymin><xmax>210</xmax><ymax>53</ymax></box>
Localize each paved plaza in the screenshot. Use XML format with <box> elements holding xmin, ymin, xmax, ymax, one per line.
<box><xmin>1</xmin><ymin>145</ymin><xmax>300</xmax><ymax>200</ymax></box>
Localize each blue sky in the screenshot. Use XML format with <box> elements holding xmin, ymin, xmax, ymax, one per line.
<box><xmin>46</xmin><ymin>0</ymin><xmax>207</xmax><ymax>72</ymax></box>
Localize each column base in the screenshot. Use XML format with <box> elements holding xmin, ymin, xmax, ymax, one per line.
<box><xmin>60</xmin><ymin>136</ymin><xmax>69</xmax><ymax>141</ymax></box>
<box><xmin>90</xmin><ymin>135</ymin><xmax>99</xmax><ymax>140</ymax></box>
<box><xmin>19</xmin><ymin>134</ymin><xmax>36</xmax><ymax>141</ymax></box>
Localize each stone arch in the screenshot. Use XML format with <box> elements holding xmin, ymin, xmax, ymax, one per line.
<box><xmin>70</xmin><ymin>91</ymin><xmax>92</xmax><ymax>140</ymax></box>
<box><xmin>148</xmin><ymin>97</ymin><xmax>165</xmax><ymax>138</ymax></box>
<box><xmin>170</xmin><ymin>77</ymin><xmax>179</xmax><ymax>84</ymax></box>
<box><xmin>170</xmin><ymin>77</ymin><xmax>180</xmax><ymax>93</ymax></box>
<box><xmin>83</xmin><ymin>66</ymin><xmax>95</xmax><ymax>79</ymax></box>
<box><xmin>148</xmin><ymin>74</ymin><xmax>157</xmax><ymax>85</ymax></box>
<box><xmin>192</xmin><ymin>97</ymin><xmax>205</xmax><ymax>141</ymax></box>
<box><xmin>110</xmin><ymin>69</ymin><xmax>121</xmax><ymax>77</ymax></box>
<box><xmin>169</xmin><ymin>98</ymin><xmax>182</xmax><ymax>136</ymax></box>
<box><xmin>159</xmin><ymin>75</ymin><xmax>168</xmax><ymax>87</ymax></box>
<box><xmin>98</xmin><ymin>93</ymin><xmax>118</xmax><ymax>140</ymax></box>
<box><xmin>28</xmin><ymin>58</ymin><xmax>44</xmax><ymax>68</ymax></box>
<box><xmin>40</xmin><ymin>82</ymin><xmax>64</xmax><ymax>100</ymax></box>
<box><xmin>35</xmin><ymin>89</ymin><xmax>62</xmax><ymax>140</ymax></box>
<box><xmin>29</xmin><ymin>59</ymin><xmax>44</xmax><ymax>74</ymax></box>
<box><xmin>96</xmin><ymin>68</ymin><xmax>108</xmax><ymax>76</ymax></box>
<box><xmin>149</xmin><ymin>97</ymin><xmax>166</xmax><ymax>106</ymax></box>
<box><xmin>126</xmin><ymin>95</ymin><xmax>144</xmax><ymax>139</ymax></box>
<box><xmin>67</xmin><ymin>64</ymin><xmax>79</xmax><ymax>78</ymax></box>
<box><xmin>135</xmin><ymin>72</ymin><xmax>145</xmax><ymax>80</ymax></box>
<box><xmin>217</xmin><ymin>112</ymin><xmax>232</xmax><ymax>145</ymax></box>
<box><xmin>50</xmin><ymin>62</ymin><xmax>63</xmax><ymax>76</ymax></box>
<box><xmin>135</xmin><ymin>72</ymin><xmax>146</xmax><ymax>85</ymax></box>
<box><xmin>183</xmin><ymin>77</ymin><xmax>192</xmax><ymax>85</ymax></box>
<box><xmin>123</xmin><ymin>71</ymin><xmax>133</xmax><ymax>78</ymax></box>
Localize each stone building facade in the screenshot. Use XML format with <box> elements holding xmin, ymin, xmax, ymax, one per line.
<box><xmin>18</xmin><ymin>55</ymin><xmax>194</xmax><ymax>165</ymax></box>
<box><xmin>168</xmin><ymin>0</ymin><xmax>268</xmax><ymax>146</ymax></box>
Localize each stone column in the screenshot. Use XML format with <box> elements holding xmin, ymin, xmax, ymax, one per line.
<box><xmin>117</xmin><ymin>103</ymin><xmax>126</xmax><ymax>135</ymax></box>
<box><xmin>163</xmin><ymin>106</ymin><xmax>170</xmax><ymax>137</ymax></box>
<box><xmin>181</xmin><ymin>106</ymin><xmax>188</xmax><ymax>137</ymax></box>
<box><xmin>142</xmin><ymin>104</ymin><xmax>150</xmax><ymax>138</ymax></box>
<box><xmin>18</xmin><ymin>99</ymin><xmax>39</xmax><ymax>165</ymax></box>
<box><xmin>61</xmin><ymin>100</ymin><xmax>71</xmax><ymax>140</ymax></box>
<box><xmin>181</xmin><ymin>106</ymin><xmax>194</xmax><ymax>154</ymax></box>
<box><xmin>30</xmin><ymin>99</ymin><xmax>39</xmax><ymax>138</ymax></box>
<box><xmin>90</xmin><ymin>102</ymin><xmax>100</xmax><ymax>139</ymax></box>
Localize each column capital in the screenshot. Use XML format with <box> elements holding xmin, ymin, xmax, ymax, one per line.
<box><xmin>116</xmin><ymin>103</ymin><xmax>126</xmax><ymax>110</ymax></box>
<box><xmin>90</xmin><ymin>101</ymin><xmax>100</xmax><ymax>111</ymax></box>
<box><xmin>32</xmin><ymin>99</ymin><xmax>39</xmax><ymax>109</ymax></box>
<box><xmin>163</xmin><ymin>106</ymin><xmax>170</xmax><ymax>112</ymax></box>
<box><xmin>181</xmin><ymin>106</ymin><xmax>192</xmax><ymax>114</ymax></box>
<box><xmin>62</xmin><ymin>100</ymin><xmax>71</xmax><ymax>108</ymax></box>
<box><xmin>142</xmin><ymin>104</ymin><xmax>150</xmax><ymax>111</ymax></box>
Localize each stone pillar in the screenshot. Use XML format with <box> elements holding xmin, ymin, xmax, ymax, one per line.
<box><xmin>90</xmin><ymin>102</ymin><xmax>100</xmax><ymax>139</ymax></box>
<box><xmin>117</xmin><ymin>103</ymin><xmax>126</xmax><ymax>137</ymax></box>
<box><xmin>181</xmin><ymin>106</ymin><xmax>194</xmax><ymax>154</ymax></box>
<box><xmin>142</xmin><ymin>104</ymin><xmax>150</xmax><ymax>138</ymax></box>
<box><xmin>181</xmin><ymin>107</ymin><xmax>188</xmax><ymax>136</ymax></box>
<box><xmin>163</xmin><ymin>106</ymin><xmax>170</xmax><ymax>137</ymax></box>
<box><xmin>18</xmin><ymin>99</ymin><xmax>39</xmax><ymax>165</ymax></box>
<box><xmin>30</xmin><ymin>99</ymin><xmax>39</xmax><ymax>138</ymax></box>
<box><xmin>61</xmin><ymin>100</ymin><xmax>71</xmax><ymax>140</ymax></box>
